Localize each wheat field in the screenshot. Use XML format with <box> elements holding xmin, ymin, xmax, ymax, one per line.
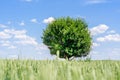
<box><xmin>0</xmin><ymin>60</ymin><xmax>120</xmax><ymax>80</ymax></box>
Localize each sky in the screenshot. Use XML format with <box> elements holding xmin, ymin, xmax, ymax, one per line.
<box><xmin>0</xmin><ymin>0</ymin><xmax>120</xmax><ymax>60</ymax></box>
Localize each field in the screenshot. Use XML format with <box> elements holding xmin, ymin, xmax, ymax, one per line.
<box><xmin>0</xmin><ymin>60</ymin><xmax>120</xmax><ymax>80</ymax></box>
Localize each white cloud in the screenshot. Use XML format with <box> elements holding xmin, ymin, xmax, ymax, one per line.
<box><xmin>90</xmin><ymin>50</ymin><xmax>120</xmax><ymax>60</ymax></box>
<box><xmin>107</xmin><ymin>30</ymin><xmax>116</xmax><ymax>34</ymax></box>
<box><xmin>43</xmin><ymin>17</ymin><xmax>55</xmax><ymax>24</ymax></box>
<box><xmin>0</xmin><ymin>24</ymin><xmax>7</xmax><ymax>28</ymax></box>
<box><xmin>1</xmin><ymin>43</ymin><xmax>10</xmax><ymax>47</ymax></box>
<box><xmin>15</xmin><ymin>40</ymin><xmax>37</xmax><ymax>46</ymax></box>
<box><xmin>14</xmin><ymin>34</ymin><xmax>38</xmax><ymax>46</ymax></box>
<box><xmin>36</xmin><ymin>43</ymin><xmax>48</xmax><ymax>50</ymax></box>
<box><xmin>90</xmin><ymin>24</ymin><xmax>109</xmax><ymax>35</ymax></box>
<box><xmin>0</xmin><ymin>32</ymin><xmax>12</xmax><ymax>39</ymax></box>
<box><xmin>111</xmin><ymin>48</ymin><xmax>120</xmax><ymax>54</ymax></box>
<box><xmin>97</xmin><ymin>34</ymin><xmax>120</xmax><ymax>42</ymax></box>
<box><xmin>14</xmin><ymin>34</ymin><xmax>28</xmax><ymax>39</ymax></box>
<box><xmin>0</xmin><ymin>28</ymin><xmax>49</xmax><ymax>58</ymax></box>
<box><xmin>4</xmin><ymin>29</ymin><xmax>38</xmax><ymax>46</ymax></box>
<box><xmin>1</xmin><ymin>41</ymin><xmax>11</xmax><ymax>47</ymax></box>
<box><xmin>4</xmin><ymin>29</ymin><xmax>27</xmax><ymax>35</ymax></box>
<box><xmin>92</xmin><ymin>42</ymin><xmax>100</xmax><ymax>47</ymax></box>
<box><xmin>8</xmin><ymin>45</ymin><xmax>16</xmax><ymax>49</ymax></box>
<box><xmin>21</xmin><ymin>0</ymin><xmax>39</xmax><ymax>3</ymax></box>
<box><xmin>97</xmin><ymin>37</ymin><xmax>105</xmax><ymax>42</ymax></box>
<box><xmin>0</xmin><ymin>29</ymin><xmax>38</xmax><ymax>49</ymax></box>
<box><xmin>30</xmin><ymin>18</ymin><xmax>38</xmax><ymax>23</ymax></box>
<box><xmin>19</xmin><ymin>21</ymin><xmax>25</xmax><ymax>26</ymax></box>
<box><xmin>0</xmin><ymin>40</ymin><xmax>16</xmax><ymax>49</ymax></box>
<box><xmin>22</xmin><ymin>0</ymin><xmax>33</xmax><ymax>2</ymax></box>
<box><xmin>85</xmin><ymin>0</ymin><xmax>107</xmax><ymax>4</ymax></box>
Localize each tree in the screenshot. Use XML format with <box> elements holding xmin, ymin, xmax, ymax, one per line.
<box><xmin>42</xmin><ymin>17</ymin><xmax>92</xmax><ymax>60</ymax></box>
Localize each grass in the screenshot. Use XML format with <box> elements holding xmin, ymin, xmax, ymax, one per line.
<box><xmin>0</xmin><ymin>59</ymin><xmax>120</xmax><ymax>80</ymax></box>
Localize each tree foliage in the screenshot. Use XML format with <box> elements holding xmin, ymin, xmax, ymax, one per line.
<box><xmin>42</xmin><ymin>17</ymin><xmax>92</xmax><ymax>59</ymax></box>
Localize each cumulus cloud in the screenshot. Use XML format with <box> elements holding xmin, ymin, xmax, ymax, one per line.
<box><xmin>0</xmin><ymin>29</ymin><xmax>38</xmax><ymax>49</ymax></box>
<box><xmin>1</xmin><ymin>40</ymin><xmax>11</xmax><ymax>47</ymax></box>
<box><xmin>90</xmin><ymin>24</ymin><xmax>109</xmax><ymax>35</ymax></box>
<box><xmin>92</xmin><ymin>42</ymin><xmax>100</xmax><ymax>47</ymax></box>
<box><xmin>43</xmin><ymin>17</ymin><xmax>55</xmax><ymax>24</ymax></box>
<box><xmin>0</xmin><ymin>32</ymin><xmax>12</xmax><ymax>39</ymax></box>
<box><xmin>0</xmin><ymin>40</ymin><xmax>16</xmax><ymax>49</ymax></box>
<box><xmin>97</xmin><ymin>34</ymin><xmax>120</xmax><ymax>42</ymax></box>
<box><xmin>0</xmin><ymin>28</ymin><xmax>49</xmax><ymax>53</ymax></box>
<box><xmin>0</xmin><ymin>24</ymin><xmax>7</xmax><ymax>28</ymax></box>
<box><xmin>4</xmin><ymin>29</ymin><xmax>26</xmax><ymax>35</ymax></box>
<box><xmin>14</xmin><ymin>35</ymin><xmax>38</xmax><ymax>46</ymax></box>
<box><xmin>30</xmin><ymin>18</ymin><xmax>38</xmax><ymax>23</ymax></box>
<box><xmin>19</xmin><ymin>21</ymin><xmax>25</xmax><ymax>26</ymax></box>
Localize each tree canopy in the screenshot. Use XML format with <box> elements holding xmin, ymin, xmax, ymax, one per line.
<box><xmin>42</xmin><ymin>17</ymin><xmax>92</xmax><ymax>60</ymax></box>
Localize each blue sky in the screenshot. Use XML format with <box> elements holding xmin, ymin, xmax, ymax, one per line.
<box><xmin>0</xmin><ymin>0</ymin><xmax>120</xmax><ymax>60</ymax></box>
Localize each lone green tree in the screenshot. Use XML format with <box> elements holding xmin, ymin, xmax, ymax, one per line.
<box><xmin>42</xmin><ymin>17</ymin><xmax>92</xmax><ymax>60</ymax></box>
